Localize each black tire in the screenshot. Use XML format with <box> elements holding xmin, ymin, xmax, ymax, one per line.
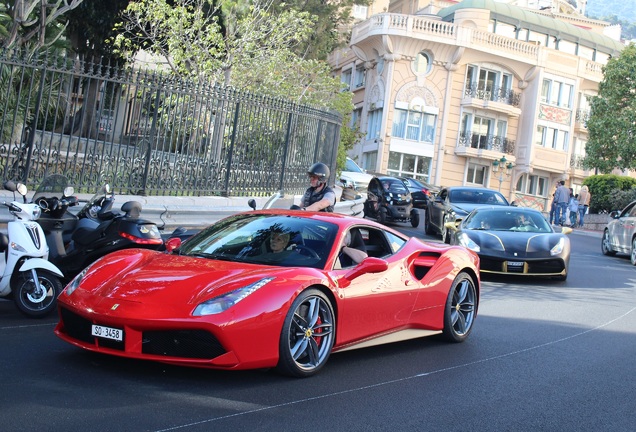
<box><xmin>424</xmin><ymin>210</ymin><xmax>434</xmax><ymax>235</ymax></box>
<box><xmin>631</xmin><ymin>237</ymin><xmax>636</xmax><ymax>266</ymax></box>
<box><xmin>601</xmin><ymin>230</ymin><xmax>616</xmax><ymax>256</ymax></box>
<box><xmin>440</xmin><ymin>272</ymin><xmax>477</xmax><ymax>343</ymax></box>
<box><xmin>13</xmin><ymin>269</ymin><xmax>63</xmax><ymax>318</ymax></box>
<box><xmin>378</xmin><ymin>207</ymin><xmax>388</xmax><ymax>225</ymax></box>
<box><xmin>277</xmin><ymin>289</ymin><xmax>335</xmax><ymax>378</ymax></box>
<box><xmin>410</xmin><ymin>209</ymin><xmax>420</xmax><ymax>228</ymax></box>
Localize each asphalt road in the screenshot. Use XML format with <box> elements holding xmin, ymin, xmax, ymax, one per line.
<box><xmin>1</xmin><ymin>225</ymin><xmax>635</xmax><ymax>432</ymax></box>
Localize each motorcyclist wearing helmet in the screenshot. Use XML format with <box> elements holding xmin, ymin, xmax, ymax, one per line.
<box><xmin>300</xmin><ymin>162</ymin><xmax>336</xmax><ymax>212</ymax></box>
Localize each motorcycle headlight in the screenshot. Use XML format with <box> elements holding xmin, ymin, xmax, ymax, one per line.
<box><xmin>193</xmin><ymin>277</ymin><xmax>274</xmax><ymax>316</ymax></box>
<box><xmin>550</xmin><ymin>238</ymin><xmax>565</xmax><ymax>256</ymax></box>
<box><xmin>458</xmin><ymin>232</ymin><xmax>480</xmax><ymax>252</ymax></box>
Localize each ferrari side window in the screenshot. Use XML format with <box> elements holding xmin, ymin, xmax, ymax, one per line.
<box><xmin>384</xmin><ymin>231</ymin><xmax>406</xmax><ymax>253</ymax></box>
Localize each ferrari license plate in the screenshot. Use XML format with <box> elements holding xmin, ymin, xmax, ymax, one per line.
<box><xmin>91</xmin><ymin>324</ymin><xmax>123</xmax><ymax>341</ymax></box>
<box><xmin>507</xmin><ymin>261</ymin><xmax>524</xmax><ymax>267</ymax></box>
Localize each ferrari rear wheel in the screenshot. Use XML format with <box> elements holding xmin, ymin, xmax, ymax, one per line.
<box><xmin>441</xmin><ymin>272</ymin><xmax>477</xmax><ymax>343</ymax></box>
<box><xmin>277</xmin><ymin>289</ymin><xmax>335</xmax><ymax>378</ymax></box>
<box><xmin>601</xmin><ymin>230</ymin><xmax>616</xmax><ymax>256</ymax></box>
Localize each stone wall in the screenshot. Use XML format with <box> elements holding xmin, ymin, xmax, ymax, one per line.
<box><xmin>580</xmin><ymin>213</ymin><xmax>610</xmax><ymax>232</ymax></box>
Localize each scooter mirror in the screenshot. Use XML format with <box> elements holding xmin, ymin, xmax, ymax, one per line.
<box><xmin>16</xmin><ymin>183</ymin><xmax>27</xmax><ymax>196</ymax></box>
<box><xmin>63</xmin><ymin>186</ymin><xmax>74</xmax><ymax>197</ymax></box>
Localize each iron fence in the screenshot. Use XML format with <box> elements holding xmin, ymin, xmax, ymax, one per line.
<box><xmin>0</xmin><ymin>50</ymin><xmax>342</xmax><ymax>196</ymax></box>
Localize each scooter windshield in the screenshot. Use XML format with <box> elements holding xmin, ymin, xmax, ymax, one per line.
<box><xmin>32</xmin><ymin>174</ymin><xmax>69</xmax><ymax>202</ymax></box>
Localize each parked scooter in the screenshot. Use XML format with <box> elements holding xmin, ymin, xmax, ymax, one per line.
<box><xmin>33</xmin><ymin>175</ymin><xmax>163</xmax><ymax>280</ymax></box>
<box><xmin>0</xmin><ymin>181</ymin><xmax>64</xmax><ymax>317</ymax></box>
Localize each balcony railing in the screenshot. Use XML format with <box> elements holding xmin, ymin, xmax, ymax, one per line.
<box><xmin>570</xmin><ymin>154</ymin><xmax>587</xmax><ymax>169</ymax></box>
<box><xmin>458</xmin><ymin>132</ymin><xmax>516</xmax><ymax>155</ymax></box>
<box><xmin>464</xmin><ymin>84</ymin><xmax>521</xmax><ymax>107</ymax></box>
<box><xmin>575</xmin><ymin>109</ymin><xmax>590</xmax><ymax>127</ymax></box>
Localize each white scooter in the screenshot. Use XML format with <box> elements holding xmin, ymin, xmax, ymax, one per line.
<box><xmin>0</xmin><ymin>181</ymin><xmax>64</xmax><ymax>317</ymax></box>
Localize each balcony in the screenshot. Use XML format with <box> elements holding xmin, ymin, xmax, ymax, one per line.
<box><xmin>462</xmin><ymin>84</ymin><xmax>522</xmax><ymax>117</ymax></box>
<box><xmin>455</xmin><ymin>132</ymin><xmax>516</xmax><ymax>160</ymax></box>
<box><xmin>574</xmin><ymin>109</ymin><xmax>590</xmax><ymax>132</ymax></box>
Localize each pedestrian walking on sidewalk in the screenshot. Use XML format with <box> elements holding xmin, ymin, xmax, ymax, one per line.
<box><xmin>568</xmin><ymin>194</ymin><xmax>579</xmax><ymax>227</ymax></box>
<box><xmin>554</xmin><ymin>180</ymin><xmax>570</xmax><ymax>225</ymax></box>
<box><xmin>578</xmin><ymin>185</ymin><xmax>591</xmax><ymax>227</ymax></box>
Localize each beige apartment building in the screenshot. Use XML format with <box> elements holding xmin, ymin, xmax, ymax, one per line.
<box><xmin>329</xmin><ymin>0</ymin><xmax>625</xmax><ymax>210</ymax></box>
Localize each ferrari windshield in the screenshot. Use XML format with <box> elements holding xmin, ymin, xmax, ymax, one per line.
<box><xmin>464</xmin><ymin>209</ymin><xmax>552</xmax><ymax>233</ymax></box>
<box><xmin>178</xmin><ymin>214</ymin><xmax>339</xmax><ymax>268</ymax></box>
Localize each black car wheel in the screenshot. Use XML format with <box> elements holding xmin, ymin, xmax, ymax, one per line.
<box><xmin>424</xmin><ymin>210</ymin><xmax>434</xmax><ymax>235</ymax></box>
<box><xmin>277</xmin><ymin>289</ymin><xmax>335</xmax><ymax>378</ymax></box>
<box><xmin>631</xmin><ymin>237</ymin><xmax>636</xmax><ymax>266</ymax></box>
<box><xmin>601</xmin><ymin>230</ymin><xmax>616</xmax><ymax>256</ymax></box>
<box><xmin>378</xmin><ymin>207</ymin><xmax>388</xmax><ymax>224</ymax></box>
<box><xmin>441</xmin><ymin>272</ymin><xmax>477</xmax><ymax>343</ymax></box>
<box><xmin>410</xmin><ymin>209</ymin><xmax>420</xmax><ymax>228</ymax></box>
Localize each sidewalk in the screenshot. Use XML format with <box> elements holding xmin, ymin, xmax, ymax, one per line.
<box><xmin>0</xmin><ymin>188</ymin><xmax>366</xmax><ymax>233</ymax></box>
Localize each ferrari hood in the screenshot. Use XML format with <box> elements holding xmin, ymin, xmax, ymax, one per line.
<box><xmin>76</xmin><ymin>249</ymin><xmax>277</xmax><ymax>307</ymax></box>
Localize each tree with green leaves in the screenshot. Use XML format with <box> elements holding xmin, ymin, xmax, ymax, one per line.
<box><xmin>111</xmin><ymin>0</ymin><xmax>355</xmax><ymax>173</ymax></box>
<box><xmin>584</xmin><ymin>43</ymin><xmax>636</xmax><ymax>173</ymax></box>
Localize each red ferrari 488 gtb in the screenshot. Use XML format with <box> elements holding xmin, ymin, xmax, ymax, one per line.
<box><xmin>55</xmin><ymin>210</ymin><xmax>480</xmax><ymax>377</ymax></box>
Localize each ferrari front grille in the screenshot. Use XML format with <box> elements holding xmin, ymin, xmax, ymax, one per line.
<box><xmin>59</xmin><ymin>307</ymin><xmax>125</xmax><ymax>350</ymax></box>
<box><xmin>60</xmin><ymin>307</ymin><xmax>94</xmax><ymax>344</ymax></box>
<box><xmin>141</xmin><ymin>330</ymin><xmax>226</xmax><ymax>360</ymax></box>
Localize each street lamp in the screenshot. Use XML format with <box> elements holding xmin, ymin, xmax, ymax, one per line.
<box><xmin>492</xmin><ymin>156</ymin><xmax>514</xmax><ymax>192</ymax></box>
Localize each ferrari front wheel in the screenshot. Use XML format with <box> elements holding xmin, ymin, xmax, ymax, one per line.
<box><xmin>277</xmin><ymin>289</ymin><xmax>335</xmax><ymax>378</ymax></box>
<box><xmin>441</xmin><ymin>272</ymin><xmax>477</xmax><ymax>343</ymax></box>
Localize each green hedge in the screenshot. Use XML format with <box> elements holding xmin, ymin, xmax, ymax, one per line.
<box><xmin>582</xmin><ymin>175</ymin><xmax>636</xmax><ymax>213</ymax></box>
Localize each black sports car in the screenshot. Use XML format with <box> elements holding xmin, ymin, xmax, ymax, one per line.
<box><xmin>446</xmin><ymin>206</ymin><xmax>572</xmax><ymax>281</ymax></box>
<box><xmin>425</xmin><ymin>186</ymin><xmax>509</xmax><ymax>243</ymax></box>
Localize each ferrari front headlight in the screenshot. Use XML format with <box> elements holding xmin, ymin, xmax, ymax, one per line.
<box><xmin>458</xmin><ymin>232</ymin><xmax>480</xmax><ymax>252</ymax></box>
<box><xmin>193</xmin><ymin>277</ymin><xmax>274</xmax><ymax>316</ymax></box>
<box><xmin>550</xmin><ymin>238</ymin><xmax>565</xmax><ymax>256</ymax></box>
<box><xmin>65</xmin><ymin>266</ymin><xmax>89</xmax><ymax>296</ymax></box>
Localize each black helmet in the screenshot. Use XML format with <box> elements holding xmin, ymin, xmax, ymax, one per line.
<box><xmin>308</xmin><ymin>162</ymin><xmax>330</xmax><ymax>183</ymax></box>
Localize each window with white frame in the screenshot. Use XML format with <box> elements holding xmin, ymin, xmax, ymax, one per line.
<box><xmin>362</xmin><ymin>151</ymin><xmax>377</xmax><ymax>172</ymax></box>
<box><xmin>350</xmin><ymin>108</ymin><xmax>362</xmax><ymax>129</ymax></box>
<box><xmin>392</xmin><ymin>109</ymin><xmax>436</xmax><ymax>143</ymax></box>
<box><xmin>541</xmin><ymin>78</ymin><xmax>573</xmax><ymax>108</ymax></box>
<box><xmin>465</xmin><ymin>65</ymin><xmax>513</xmax><ymax>102</ymax></box>
<box><xmin>466</xmin><ymin>163</ymin><xmax>488</xmax><ymax>186</ymax></box>
<box><xmin>461</xmin><ymin>112</ymin><xmax>508</xmax><ymax>150</ymax></box>
<box><xmin>535</xmin><ymin>125</ymin><xmax>569</xmax><ymax>151</ymax></box>
<box><xmin>413</xmin><ymin>52</ymin><xmax>432</xmax><ymax>75</ymax></box>
<box><xmin>366</xmin><ymin>109</ymin><xmax>383</xmax><ymax>140</ymax></box>
<box><xmin>352</xmin><ymin>4</ymin><xmax>368</xmax><ymax>20</ymax></box>
<box><xmin>515</xmin><ymin>174</ymin><xmax>549</xmax><ymax>196</ymax></box>
<box><xmin>387</xmin><ymin>151</ymin><xmax>432</xmax><ymax>182</ymax></box>
<box><xmin>341</xmin><ymin>69</ymin><xmax>352</xmax><ymax>91</ymax></box>
<box><xmin>354</xmin><ymin>66</ymin><xmax>366</xmax><ymax>88</ymax></box>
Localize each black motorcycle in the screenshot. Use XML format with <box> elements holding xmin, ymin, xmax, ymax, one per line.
<box><xmin>33</xmin><ymin>175</ymin><xmax>164</xmax><ymax>280</ymax></box>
